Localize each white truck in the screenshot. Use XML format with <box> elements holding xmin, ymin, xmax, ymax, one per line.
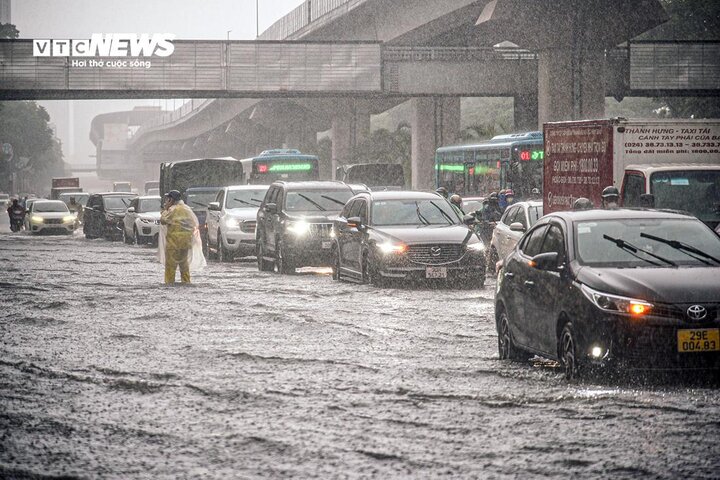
<box><xmin>543</xmin><ymin>118</ymin><xmax>720</xmax><ymax>229</ymax></box>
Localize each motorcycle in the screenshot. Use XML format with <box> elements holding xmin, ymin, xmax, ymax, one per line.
<box><xmin>9</xmin><ymin>207</ymin><xmax>25</xmax><ymax>232</ymax></box>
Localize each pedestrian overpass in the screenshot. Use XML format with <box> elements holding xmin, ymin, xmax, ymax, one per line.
<box><xmin>1</xmin><ymin>39</ymin><xmax>718</xmax><ymax>100</ymax></box>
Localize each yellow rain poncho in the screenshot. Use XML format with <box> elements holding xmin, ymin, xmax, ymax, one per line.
<box><xmin>158</xmin><ymin>200</ymin><xmax>206</xmax><ymax>283</ymax></box>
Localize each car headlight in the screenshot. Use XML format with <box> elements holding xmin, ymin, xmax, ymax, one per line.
<box><xmin>378</xmin><ymin>242</ymin><xmax>407</xmax><ymax>254</ymax></box>
<box><xmin>580</xmin><ymin>284</ymin><xmax>653</xmax><ymax>317</ymax></box>
<box><xmin>287</xmin><ymin>220</ymin><xmax>310</xmax><ymax>236</ymax></box>
<box><xmin>225</xmin><ymin>218</ymin><xmax>240</xmax><ymax>229</ymax></box>
<box><xmin>63</xmin><ymin>215</ymin><xmax>76</xmax><ymax>223</ymax></box>
<box><xmin>467</xmin><ymin>241</ymin><xmax>485</xmax><ymax>252</ymax></box>
<box><xmin>31</xmin><ymin>216</ymin><xmax>43</xmax><ymax>224</ymax></box>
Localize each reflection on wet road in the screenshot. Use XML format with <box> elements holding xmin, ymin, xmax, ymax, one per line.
<box><xmin>1</xmin><ymin>226</ymin><xmax>719</xmax><ymax>478</ymax></box>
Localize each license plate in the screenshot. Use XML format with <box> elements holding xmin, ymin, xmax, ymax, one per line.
<box><xmin>677</xmin><ymin>328</ymin><xmax>720</xmax><ymax>353</ymax></box>
<box><xmin>321</xmin><ymin>241</ymin><xmax>332</xmax><ymax>249</ymax></box>
<box><xmin>425</xmin><ymin>266</ymin><xmax>447</xmax><ymax>279</ymax></box>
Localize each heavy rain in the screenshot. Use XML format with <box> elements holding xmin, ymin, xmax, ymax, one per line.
<box><xmin>1</xmin><ymin>0</ymin><xmax>720</xmax><ymax>478</ymax></box>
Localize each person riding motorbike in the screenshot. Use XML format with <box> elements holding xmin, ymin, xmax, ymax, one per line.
<box><xmin>7</xmin><ymin>198</ymin><xmax>26</xmax><ymax>232</ymax></box>
<box><xmin>572</xmin><ymin>197</ymin><xmax>594</xmax><ymax>210</ymax></box>
<box><xmin>435</xmin><ymin>186</ymin><xmax>449</xmax><ymax>199</ymax></box>
<box><xmin>504</xmin><ymin>189</ymin><xmax>516</xmax><ymax>208</ymax></box>
<box><xmin>601</xmin><ymin>186</ymin><xmax>620</xmax><ymax>209</ymax></box>
<box><xmin>68</xmin><ymin>197</ymin><xmax>83</xmax><ymax>225</ymax></box>
<box><xmin>449</xmin><ymin>194</ymin><xmax>465</xmax><ymax>216</ymax></box>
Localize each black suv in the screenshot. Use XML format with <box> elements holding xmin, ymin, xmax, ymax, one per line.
<box><xmin>256</xmin><ymin>181</ymin><xmax>354</xmax><ymax>273</ymax></box>
<box><xmin>83</xmin><ymin>192</ymin><xmax>137</xmax><ymax>240</ymax></box>
<box><xmin>495</xmin><ymin>209</ymin><xmax>720</xmax><ymax>380</ymax></box>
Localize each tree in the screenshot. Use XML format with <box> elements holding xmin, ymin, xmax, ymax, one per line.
<box><xmin>0</xmin><ymin>102</ymin><xmax>64</xmax><ymax>193</ymax></box>
<box><xmin>0</xmin><ymin>23</ymin><xmax>19</xmax><ymax>39</ymax></box>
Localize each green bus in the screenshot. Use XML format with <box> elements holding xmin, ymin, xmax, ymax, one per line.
<box><xmin>240</xmin><ymin>149</ymin><xmax>320</xmax><ymax>185</ymax></box>
<box><xmin>435</xmin><ymin>131</ymin><xmax>544</xmax><ymax>198</ymax></box>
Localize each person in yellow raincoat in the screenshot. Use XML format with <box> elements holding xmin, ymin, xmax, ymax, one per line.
<box><xmin>160</xmin><ymin>190</ymin><xmax>201</xmax><ymax>284</ymax></box>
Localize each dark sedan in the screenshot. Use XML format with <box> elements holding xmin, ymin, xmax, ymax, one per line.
<box><xmin>495</xmin><ymin>209</ymin><xmax>720</xmax><ymax>380</ymax></box>
<box><xmin>332</xmin><ymin>191</ymin><xmax>486</xmax><ymax>287</ymax></box>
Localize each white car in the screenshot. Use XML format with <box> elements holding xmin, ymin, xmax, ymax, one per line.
<box><xmin>26</xmin><ymin>200</ymin><xmax>77</xmax><ymax>235</ymax></box>
<box><xmin>122</xmin><ymin>196</ymin><xmax>162</xmax><ymax>245</ymax></box>
<box><xmin>490</xmin><ymin>201</ymin><xmax>543</xmax><ymax>263</ymax></box>
<box><xmin>206</xmin><ymin>185</ymin><xmax>269</xmax><ymax>262</ymax></box>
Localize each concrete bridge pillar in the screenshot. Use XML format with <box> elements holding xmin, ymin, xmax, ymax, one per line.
<box><xmin>537</xmin><ymin>47</ymin><xmax>605</xmax><ymax>126</ymax></box>
<box><xmin>331</xmin><ymin>101</ymin><xmax>371</xmax><ymax>180</ymax></box>
<box><xmin>410</xmin><ymin>97</ymin><xmax>460</xmax><ymax>190</ymax></box>
<box><xmin>514</xmin><ymin>94</ymin><xmax>539</xmax><ymax>132</ymax></box>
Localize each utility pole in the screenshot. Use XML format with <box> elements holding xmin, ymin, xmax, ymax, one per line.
<box><xmin>256</xmin><ymin>0</ymin><xmax>259</xmax><ymax>38</ymax></box>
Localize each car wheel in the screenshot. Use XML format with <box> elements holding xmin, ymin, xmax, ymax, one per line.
<box><xmin>332</xmin><ymin>247</ymin><xmax>341</xmax><ymax>281</ymax></box>
<box><xmin>497</xmin><ymin>310</ymin><xmax>526</xmax><ymax>361</ymax></box>
<box><xmin>218</xmin><ymin>232</ymin><xmax>232</xmax><ymax>263</ymax></box>
<box><xmin>362</xmin><ymin>253</ymin><xmax>380</xmax><ymax>286</ymax></box>
<box><xmin>206</xmin><ymin>234</ymin><xmax>217</xmax><ymax>261</ymax></box>
<box><xmin>256</xmin><ymin>238</ymin><xmax>273</xmax><ymax>271</ymax></box>
<box><xmin>560</xmin><ymin>322</ymin><xmax>584</xmax><ymax>381</ymax></box>
<box><xmin>275</xmin><ymin>239</ymin><xmax>294</xmax><ymax>275</ymax></box>
<box><xmin>487</xmin><ymin>246</ymin><xmax>499</xmax><ymax>274</ymax></box>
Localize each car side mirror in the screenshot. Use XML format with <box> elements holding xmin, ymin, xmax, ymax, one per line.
<box><xmin>509</xmin><ymin>222</ymin><xmax>526</xmax><ymax>232</ymax></box>
<box><xmin>126</xmin><ymin>207</ymin><xmax>135</xmax><ymax>213</ymax></box>
<box><xmin>208</xmin><ymin>202</ymin><xmax>221</xmax><ymax>211</ymax></box>
<box><xmin>264</xmin><ymin>203</ymin><xmax>277</xmax><ymax>214</ymax></box>
<box><xmin>530</xmin><ymin>252</ymin><xmax>560</xmax><ymax>271</ymax></box>
<box><xmin>463</xmin><ymin>214</ymin><xmax>476</xmax><ymax>225</ymax></box>
<box><xmin>346</xmin><ymin>216</ymin><xmax>364</xmax><ymax>230</ymax></box>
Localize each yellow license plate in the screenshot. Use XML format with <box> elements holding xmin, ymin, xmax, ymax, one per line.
<box><xmin>677</xmin><ymin>328</ymin><xmax>720</xmax><ymax>353</ymax></box>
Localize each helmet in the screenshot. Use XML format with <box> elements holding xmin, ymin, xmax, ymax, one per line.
<box><xmin>531</xmin><ymin>188</ymin><xmax>540</xmax><ymax>195</ymax></box>
<box><xmin>488</xmin><ymin>192</ymin><xmax>499</xmax><ymax>200</ymax></box>
<box><xmin>499</xmin><ymin>189</ymin><xmax>507</xmax><ymax>195</ymax></box>
<box><xmin>572</xmin><ymin>197</ymin><xmax>594</xmax><ymax>210</ymax></box>
<box><xmin>505</xmin><ymin>189</ymin><xmax>515</xmax><ymax>197</ymax></box>
<box><xmin>167</xmin><ymin>190</ymin><xmax>182</xmax><ymax>202</ymax></box>
<box><xmin>450</xmin><ymin>194</ymin><xmax>462</xmax><ymax>206</ymax></box>
<box><xmin>435</xmin><ymin>187</ymin><xmax>448</xmax><ymax>197</ymax></box>
<box><xmin>601</xmin><ymin>186</ymin><xmax>620</xmax><ymax>199</ymax></box>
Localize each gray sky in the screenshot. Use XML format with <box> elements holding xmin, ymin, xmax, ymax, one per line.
<box><xmin>11</xmin><ymin>0</ymin><xmax>305</xmax><ymax>164</ymax></box>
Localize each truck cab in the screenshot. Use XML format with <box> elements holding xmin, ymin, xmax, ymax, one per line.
<box><xmin>621</xmin><ymin>164</ymin><xmax>720</xmax><ymax>230</ymax></box>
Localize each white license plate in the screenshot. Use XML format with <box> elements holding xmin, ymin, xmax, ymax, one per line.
<box><xmin>425</xmin><ymin>266</ymin><xmax>447</xmax><ymax>279</ymax></box>
<box><xmin>321</xmin><ymin>241</ymin><xmax>332</xmax><ymax>249</ymax></box>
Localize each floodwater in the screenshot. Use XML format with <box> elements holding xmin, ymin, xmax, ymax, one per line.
<box><xmin>1</xmin><ymin>219</ymin><xmax>719</xmax><ymax>479</ymax></box>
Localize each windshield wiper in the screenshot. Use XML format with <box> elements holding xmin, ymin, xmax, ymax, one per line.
<box><xmin>429</xmin><ymin>201</ymin><xmax>456</xmax><ymax>225</ymax></box>
<box><xmin>415</xmin><ymin>202</ymin><xmax>430</xmax><ymax>225</ymax></box>
<box><xmin>230</xmin><ymin>198</ymin><xmax>260</xmax><ymax>207</ymax></box>
<box><xmin>603</xmin><ymin>234</ymin><xmax>677</xmax><ymax>267</ymax></box>
<box><xmin>297</xmin><ymin>193</ymin><xmax>326</xmax><ymax>211</ymax></box>
<box><xmin>640</xmin><ymin>232</ymin><xmax>720</xmax><ymax>265</ymax></box>
<box><xmin>320</xmin><ymin>195</ymin><xmax>346</xmax><ymax>206</ymax></box>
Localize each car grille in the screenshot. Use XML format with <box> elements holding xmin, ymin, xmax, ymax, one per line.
<box><xmin>308</xmin><ymin>223</ymin><xmax>332</xmax><ymax>239</ymax></box>
<box><xmin>44</xmin><ymin>218</ymin><xmax>63</xmax><ymax>224</ymax></box>
<box><xmin>241</xmin><ymin>221</ymin><xmax>256</xmax><ymax>234</ymax></box>
<box><xmin>407</xmin><ymin>244</ymin><xmax>464</xmax><ymax>265</ymax></box>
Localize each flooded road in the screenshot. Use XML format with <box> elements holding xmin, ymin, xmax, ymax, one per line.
<box><xmin>1</xmin><ymin>223</ymin><xmax>719</xmax><ymax>479</ymax></box>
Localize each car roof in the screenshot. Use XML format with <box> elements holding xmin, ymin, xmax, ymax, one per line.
<box><xmin>93</xmin><ymin>192</ymin><xmax>138</xmax><ymax>196</ymax></box>
<box><xmin>509</xmin><ymin>201</ymin><xmax>543</xmax><ymax>208</ymax></box>
<box><xmin>354</xmin><ymin>190</ymin><xmax>444</xmax><ymax>201</ymax></box>
<box><xmin>275</xmin><ymin>181</ymin><xmax>352</xmax><ymax>190</ymax></box>
<box><xmin>546</xmin><ymin>208</ymin><xmax>696</xmax><ymax>223</ymax></box>
<box><xmin>625</xmin><ymin>163</ymin><xmax>720</xmax><ymax>172</ymax></box>
<box><xmin>185</xmin><ymin>186</ymin><xmax>222</xmax><ymax>192</ymax></box>
<box><xmin>34</xmin><ymin>200</ymin><xmax>66</xmax><ymax>205</ymax></box>
<box><xmin>137</xmin><ymin>195</ymin><xmax>161</xmax><ymax>200</ymax></box>
<box><xmin>225</xmin><ymin>184</ymin><xmax>269</xmax><ymax>191</ymax></box>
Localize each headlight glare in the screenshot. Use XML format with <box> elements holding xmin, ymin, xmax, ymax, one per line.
<box><xmin>31</xmin><ymin>216</ymin><xmax>43</xmax><ymax>224</ymax></box>
<box><xmin>287</xmin><ymin>220</ymin><xmax>310</xmax><ymax>236</ymax></box>
<box><xmin>63</xmin><ymin>215</ymin><xmax>76</xmax><ymax>223</ymax></box>
<box><xmin>225</xmin><ymin>218</ymin><xmax>240</xmax><ymax>229</ymax></box>
<box><xmin>467</xmin><ymin>241</ymin><xmax>485</xmax><ymax>252</ymax></box>
<box><xmin>378</xmin><ymin>242</ymin><xmax>407</xmax><ymax>254</ymax></box>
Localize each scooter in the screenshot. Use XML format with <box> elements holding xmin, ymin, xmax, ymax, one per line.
<box><xmin>9</xmin><ymin>208</ymin><xmax>25</xmax><ymax>232</ymax></box>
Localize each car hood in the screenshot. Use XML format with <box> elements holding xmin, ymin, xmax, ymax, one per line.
<box><xmin>32</xmin><ymin>212</ymin><xmax>71</xmax><ymax>219</ymax></box>
<box><xmin>575</xmin><ymin>266</ymin><xmax>720</xmax><ymax>304</ymax></box>
<box><xmin>226</xmin><ymin>208</ymin><xmax>259</xmax><ymax>220</ymax></box>
<box><xmin>287</xmin><ymin>213</ymin><xmax>339</xmax><ymax>223</ymax></box>
<box><xmin>138</xmin><ymin>212</ymin><xmax>161</xmax><ymax>220</ymax></box>
<box><xmin>371</xmin><ymin>225</ymin><xmax>476</xmax><ymax>245</ymax></box>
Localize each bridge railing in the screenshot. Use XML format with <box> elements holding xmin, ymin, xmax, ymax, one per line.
<box><xmin>261</xmin><ymin>0</ymin><xmax>367</xmax><ymax>40</ymax></box>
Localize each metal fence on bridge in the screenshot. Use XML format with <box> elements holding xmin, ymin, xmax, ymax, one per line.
<box><xmin>629</xmin><ymin>41</ymin><xmax>720</xmax><ymax>93</ymax></box>
<box><xmin>0</xmin><ymin>40</ymin><xmax>382</xmax><ymax>98</ymax></box>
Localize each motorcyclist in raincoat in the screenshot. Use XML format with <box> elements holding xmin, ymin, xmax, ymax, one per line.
<box><xmin>160</xmin><ymin>190</ymin><xmax>202</xmax><ymax>284</ymax></box>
